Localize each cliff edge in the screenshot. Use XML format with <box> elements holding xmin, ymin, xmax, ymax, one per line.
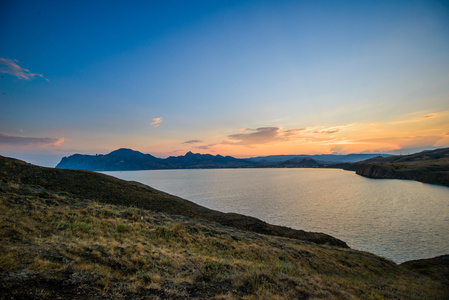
<box><xmin>354</xmin><ymin>148</ymin><xmax>449</xmax><ymax>187</ymax></box>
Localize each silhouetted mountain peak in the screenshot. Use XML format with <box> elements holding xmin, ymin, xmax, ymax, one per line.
<box><xmin>57</xmin><ymin>149</ymin><xmax>255</xmax><ymax>170</ymax></box>
<box><xmin>56</xmin><ymin>148</ymin><xmax>406</xmax><ymax>172</ymax></box>
<box><xmin>110</xmin><ymin>148</ymin><xmax>136</xmax><ymax>154</ymax></box>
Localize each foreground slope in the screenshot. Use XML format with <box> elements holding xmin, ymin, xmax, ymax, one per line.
<box><xmin>2</xmin><ymin>155</ymin><xmax>345</xmax><ymax>247</ymax></box>
<box><xmin>1</xmin><ymin>155</ymin><xmax>448</xmax><ymax>298</ymax></box>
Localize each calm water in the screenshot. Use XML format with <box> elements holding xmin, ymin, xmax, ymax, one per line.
<box><xmin>104</xmin><ymin>168</ymin><xmax>449</xmax><ymax>263</ymax></box>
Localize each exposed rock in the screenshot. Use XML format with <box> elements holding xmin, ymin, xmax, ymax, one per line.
<box><xmin>346</xmin><ymin>148</ymin><xmax>449</xmax><ymax>187</ymax></box>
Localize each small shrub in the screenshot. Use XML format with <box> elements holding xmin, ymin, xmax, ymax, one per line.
<box><xmin>38</xmin><ymin>191</ymin><xmax>51</xmax><ymax>198</ymax></box>
<box><xmin>237</xmin><ymin>269</ymin><xmax>276</xmax><ymax>294</ymax></box>
<box><xmin>186</xmin><ymin>225</ymin><xmax>200</xmax><ymax>234</ymax></box>
<box><xmin>0</xmin><ymin>252</ymin><xmax>18</xmax><ymax>271</ymax></box>
<box><xmin>140</xmin><ymin>273</ymin><xmax>151</xmax><ymax>283</ymax></box>
<box><xmin>29</xmin><ymin>258</ymin><xmax>62</xmax><ymax>271</ymax></box>
<box><xmin>152</xmin><ymin>223</ymin><xmax>186</xmax><ymax>241</ymax></box>
<box><xmin>197</xmin><ymin>260</ymin><xmax>230</xmax><ymax>282</ymax></box>
<box><xmin>116</xmin><ymin>223</ymin><xmax>130</xmax><ymax>233</ymax></box>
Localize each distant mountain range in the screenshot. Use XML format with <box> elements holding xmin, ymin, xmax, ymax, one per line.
<box><xmin>56</xmin><ymin>148</ymin><xmax>255</xmax><ymax>171</ymax></box>
<box><xmin>55</xmin><ymin>148</ymin><xmax>391</xmax><ymax>171</ymax></box>
<box><xmin>55</xmin><ymin>147</ymin><xmax>449</xmax><ymax>186</ymax></box>
<box><xmin>247</xmin><ymin>153</ymin><xmax>392</xmax><ymax>163</ymax></box>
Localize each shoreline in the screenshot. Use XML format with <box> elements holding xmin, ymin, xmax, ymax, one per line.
<box><xmin>1</xmin><ymin>154</ymin><xmax>448</xmax><ymax>298</ymax></box>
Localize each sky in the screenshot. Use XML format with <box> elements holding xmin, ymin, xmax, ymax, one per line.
<box><xmin>1</xmin><ymin>0</ymin><xmax>449</xmax><ymax>167</ymax></box>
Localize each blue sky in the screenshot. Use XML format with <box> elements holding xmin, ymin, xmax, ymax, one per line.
<box><xmin>1</xmin><ymin>0</ymin><xmax>449</xmax><ymax>166</ymax></box>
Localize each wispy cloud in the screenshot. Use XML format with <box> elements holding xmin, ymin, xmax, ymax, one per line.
<box><xmin>195</xmin><ymin>144</ymin><xmax>217</xmax><ymax>150</ymax></box>
<box><xmin>150</xmin><ymin>117</ymin><xmax>162</xmax><ymax>127</ymax></box>
<box><xmin>224</xmin><ymin>127</ymin><xmax>286</xmax><ymax>146</ymax></box>
<box><xmin>183</xmin><ymin>139</ymin><xmax>203</xmax><ymax>144</ymax></box>
<box><xmin>0</xmin><ymin>58</ymin><xmax>48</xmax><ymax>81</ymax></box>
<box><xmin>391</xmin><ymin>113</ymin><xmax>437</xmax><ymax>124</ymax></box>
<box><xmin>314</xmin><ymin>128</ymin><xmax>340</xmax><ymax>134</ymax></box>
<box><xmin>222</xmin><ymin>125</ymin><xmax>349</xmax><ymax>146</ymax></box>
<box><xmin>0</xmin><ymin>133</ymin><xmax>65</xmax><ymax>146</ymax></box>
<box><xmin>355</xmin><ymin>135</ymin><xmax>444</xmax><ymax>147</ymax></box>
<box><xmin>212</xmin><ymin>111</ymin><xmax>449</xmax><ymax>154</ymax></box>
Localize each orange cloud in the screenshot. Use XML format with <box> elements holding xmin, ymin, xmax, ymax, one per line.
<box><xmin>183</xmin><ymin>139</ymin><xmax>203</xmax><ymax>144</ymax></box>
<box><xmin>222</xmin><ymin>125</ymin><xmax>352</xmax><ymax>147</ymax></box>
<box><xmin>206</xmin><ymin>113</ymin><xmax>449</xmax><ymax>156</ymax></box>
<box><xmin>150</xmin><ymin>117</ymin><xmax>162</xmax><ymax>127</ymax></box>
<box><xmin>195</xmin><ymin>144</ymin><xmax>217</xmax><ymax>150</ymax></box>
<box><xmin>152</xmin><ymin>110</ymin><xmax>448</xmax><ymax>157</ymax></box>
<box><xmin>224</xmin><ymin>127</ymin><xmax>286</xmax><ymax>146</ymax></box>
<box><xmin>390</xmin><ymin>113</ymin><xmax>437</xmax><ymax>124</ymax></box>
<box><xmin>0</xmin><ymin>133</ymin><xmax>65</xmax><ymax>147</ymax></box>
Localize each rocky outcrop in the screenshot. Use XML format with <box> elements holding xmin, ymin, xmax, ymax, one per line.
<box><xmin>356</xmin><ymin>164</ymin><xmax>403</xmax><ymax>179</ymax></box>
<box><xmin>355</xmin><ymin>163</ymin><xmax>449</xmax><ymax>187</ymax></box>
<box><xmin>353</xmin><ymin>148</ymin><xmax>449</xmax><ymax>187</ymax></box>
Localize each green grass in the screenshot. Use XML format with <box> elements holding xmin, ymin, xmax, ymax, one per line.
<box><xmin>1</xmin><ymin>180</ymin><xmax>448</xmax><ymax>299</ymax></box>
<box><xmin>0</xmin><ymin>154</ymin><xmax>348</xmax><ymax>248</ymax></box>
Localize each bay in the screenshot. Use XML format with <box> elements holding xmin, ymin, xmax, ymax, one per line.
<box><xmin>104</xmin><ymin>168</ymin><xmax>449</xmax><ymax>263</ymax></box>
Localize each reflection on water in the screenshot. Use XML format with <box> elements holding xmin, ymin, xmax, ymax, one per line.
<box><xmin>104</xmin><ymin>168</ymin><xmax>449</xmax><ymax>263</ymax></box>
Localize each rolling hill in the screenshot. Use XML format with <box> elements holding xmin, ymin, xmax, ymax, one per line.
<box><xmin>1</xmin><ymin>155</ymin><xmax>448</xmax><ymax>298</ymax></box>
<box><xmin>353</xmin><ymin>147</ymin><xmax>449</xmax><ymax>187</ymax></box>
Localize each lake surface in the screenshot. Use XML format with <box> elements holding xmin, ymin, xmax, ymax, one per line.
<box><xmin>104</xmin><ymin>168</ymin><xmax>449</xmax><ymax>263</ymax></box>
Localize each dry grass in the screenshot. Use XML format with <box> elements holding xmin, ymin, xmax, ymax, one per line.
<box><xmin>0</xmin><ymin>154</ymin><xmax>348</xmax><ymax>248</ymax></box>
<box><xmin>1</xmin><ymin>180</ymin><xmax>448</xmax><ymax>299</ymax></box>
<box><xmin>353</xmin><ymin>147</ymin><xmax>449</xmax><ymax>187</ymax></box>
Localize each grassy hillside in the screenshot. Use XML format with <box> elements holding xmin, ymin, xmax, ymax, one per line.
<box><xmin>0</xmin><ymin>155</ymin><xmax>346</xmax><ymax>248</ymax></box>
<box><xmin>1</xmin><ymin>155</ymin><xmax>448</xmax><ymax>298</ymax></box>
<box><xmin>354</xmin><ymin>148</ymin><xmax>449</xmax><ymax>187</ymax></box>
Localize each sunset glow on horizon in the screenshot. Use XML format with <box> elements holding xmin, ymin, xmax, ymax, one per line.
<box><xmin>1</xmin><ymin>0</ymin><xmax>449</xmax><ymax>166</ymax></box>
